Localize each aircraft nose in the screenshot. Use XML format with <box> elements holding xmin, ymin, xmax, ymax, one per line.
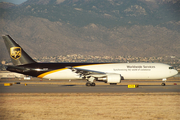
<box><xmin>175</xmin><ymin>70</ymin><xmax>178</xmax><ymax>75</ymax></box>
<box><xmin>173</xmin><ymin>69</ymin><xmax>178</xmax><ymax>76</ymax></box>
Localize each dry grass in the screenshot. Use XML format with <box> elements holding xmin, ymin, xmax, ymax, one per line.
<box><xmin>0</xmin><ymin>93</ymin><xmax>180</xmax><ymax>120</ymax></box>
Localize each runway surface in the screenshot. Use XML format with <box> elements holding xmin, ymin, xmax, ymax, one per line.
<box><xmin>1</xmin><ymin>78</ymin><xmax>180</xmax><ymax>93</ymax></box>
<box><xmin>0</xmin><ymin>84</ymin><xmax>180</xmax><ymax>93</ymax></box>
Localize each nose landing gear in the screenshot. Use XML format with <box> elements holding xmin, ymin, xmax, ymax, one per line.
<box><xmin>161</xmin><ymin>83</ymin><xmax>166</xmax><ymax>86</ymax></box>
<box><xmin>161</xmin><ymin>78</ymin><xmax>166</xmax><ymax>86</ymax></box>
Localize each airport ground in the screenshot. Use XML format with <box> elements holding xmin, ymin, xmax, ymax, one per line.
<box><xmin>0</xmin><ymin>77</ymin><xmax>180</xmax><ymax>120</ymax></box>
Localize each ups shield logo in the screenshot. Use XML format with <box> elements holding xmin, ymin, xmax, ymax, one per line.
<box><xmin>10</xmin><ymin>47</ymin><xmax>21</xmax><ymax>60</ymax></box>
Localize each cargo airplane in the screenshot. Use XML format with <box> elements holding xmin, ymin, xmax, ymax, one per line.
<box><xmin>2</xmin><ymin>35</ymin><xmax>178</xmax><ymax>86</ymax></box>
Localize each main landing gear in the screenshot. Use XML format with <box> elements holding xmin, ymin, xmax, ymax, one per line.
<box><xmin>86</xmin><ymin>76</ymin><xmax>96</xmax><ymax>86</ymax></box>
<box><xmin>86</xmin><ymin>82</ymin><xmax>96</xmax><ymax>86</ymax></box>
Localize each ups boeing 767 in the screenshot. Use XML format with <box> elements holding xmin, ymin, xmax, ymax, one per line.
<box><xmin>2</xmin><ymin>35</ymin><xmax>178</xmax><ymax>86</ymax></box>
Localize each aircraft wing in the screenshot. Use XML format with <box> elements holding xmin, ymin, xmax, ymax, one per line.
<box><xmin>66</xmin><ymin>66</ymin><xmax>123</xmax><ymax>85</ymax></box>
<box><xmin>66</xmin><ymin>66</ymin><xmax>107</xmax><ymax>77</ymax></box>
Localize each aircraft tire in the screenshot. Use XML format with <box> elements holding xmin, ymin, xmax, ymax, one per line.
<box><xmin>110</xmin><ymin>83</ymin><xmax>117</xmax><ymax>85</ymax></box>
<box><xmin>161</xmin><ymin>83</ymin><xmax>166</xmax><ymax>86</ymax></box>
<box><xmin>86</xmin><ymin>82</ymin><xmax>91</xmax><ymax>86</ymax></box>
<box><xmin>91</xmin><ymin>83</ymin><xmax>96</xmax><ymax>86</ymax></box>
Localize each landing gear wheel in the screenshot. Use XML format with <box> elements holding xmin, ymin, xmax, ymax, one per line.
<box><xmin>86</xmin><ymin>82</ymin><xmax>96</xmax><ymax>86</ymax></box>
<box><xmin>110</xmin><ymin>83</ymin><xmax>117</xmax><ymax>85</ymax></box>
<box><xmin>86</xmin><ymin>82</ymin><xmax>91</xmax><ymax>86</ymax></box>
<box><xmin>161</xmin><ymin>83</ymin><xmax>166</xmax><ymax>86</ymax></box>
<box><xmin>91</xmin><ymin>83</ymin><xmax>96</xmax><ymax>86</ymax></box>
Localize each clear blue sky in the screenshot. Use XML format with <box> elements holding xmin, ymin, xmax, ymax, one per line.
<box><xmin>0</xmin><ymin>0</ymin><xmax>27</xmax><ymax>4</ymax></box>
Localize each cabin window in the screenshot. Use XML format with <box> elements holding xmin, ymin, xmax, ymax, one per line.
<box><xmin>169</xmin><ymin>67</ymin><xmax>174</xmax><ymax>69</ymax></box>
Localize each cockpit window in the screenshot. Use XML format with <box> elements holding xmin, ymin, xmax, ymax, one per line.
<box><xmin>169</xmin><ymin>67</ymin><xmax>174</xmax><ymax>69</ymax></box>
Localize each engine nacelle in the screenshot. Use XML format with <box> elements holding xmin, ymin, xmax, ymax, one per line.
<box><xmin>97</xmin><ymin>74</ymin><xmax>121</xmax><ymax>83</ymax></box>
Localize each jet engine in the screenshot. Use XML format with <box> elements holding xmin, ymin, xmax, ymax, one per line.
<box><xmin>97</xmin><ymin>74</ymin><xmax>121</xmax><ymax>83</ymax></box>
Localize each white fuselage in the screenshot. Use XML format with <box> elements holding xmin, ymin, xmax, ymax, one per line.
<box><xmin>39</xmin><ymin>63</ymin><xmax>178</xmax><ymax>80</ymax></box>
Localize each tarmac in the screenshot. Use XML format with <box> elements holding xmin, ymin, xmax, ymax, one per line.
<box><xmin>0</xmin><ymin>78</ymin><xmax>180</xmax><ymax>93</ymax></box>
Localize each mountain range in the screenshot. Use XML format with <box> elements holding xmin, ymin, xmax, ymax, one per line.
<box><xmin>0</xmin><ymin>0</ymin><xmax>180</xmax><ymax>61</ymax></box>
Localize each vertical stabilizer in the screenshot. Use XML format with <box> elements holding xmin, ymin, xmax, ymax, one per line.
<box><xmin>2</xmin><ymin>35</ymin><xmax>36</xmax><ymax>65</ymax></box>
